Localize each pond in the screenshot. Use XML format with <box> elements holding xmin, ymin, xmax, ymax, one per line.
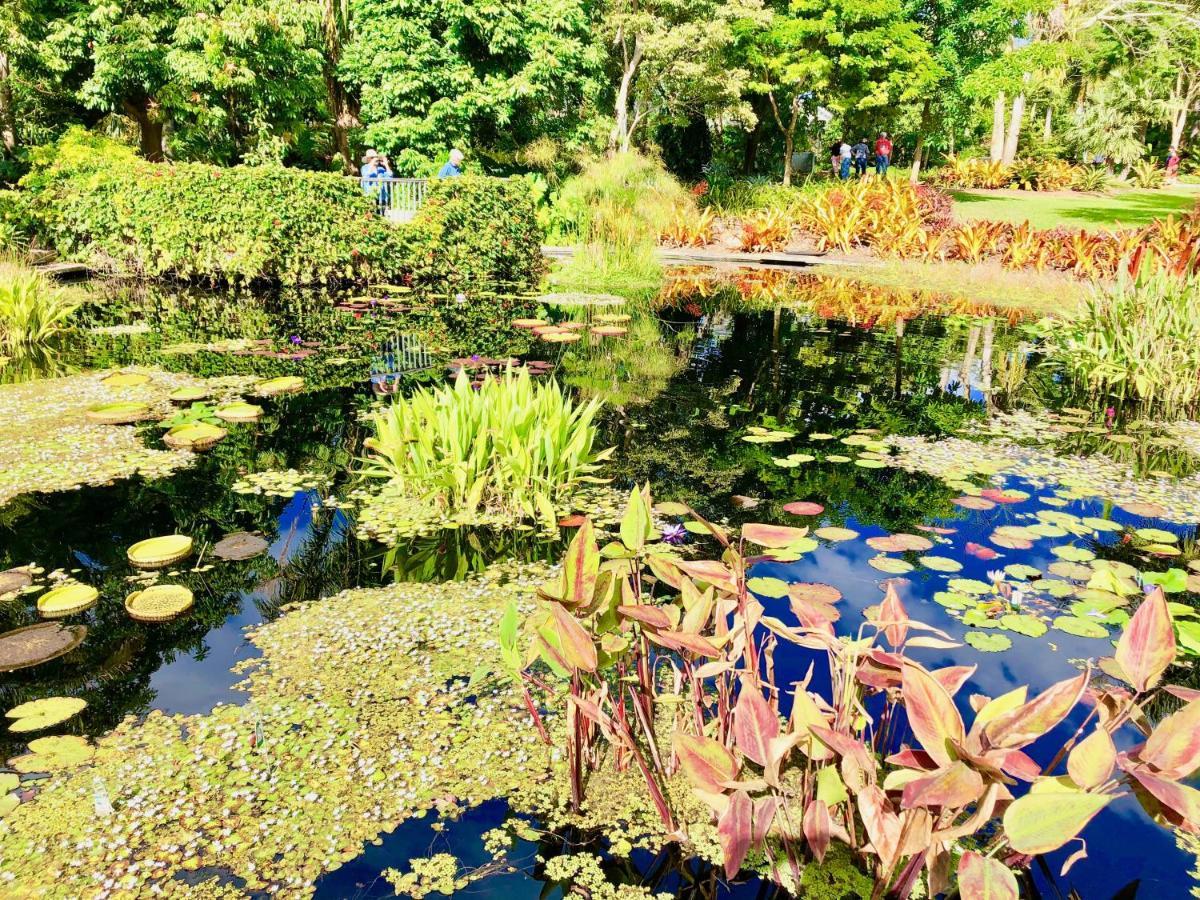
<box><xmin>1</xmin><ymin>268</ymin><xmax>1197</xmax><ymax>898</ymax></box>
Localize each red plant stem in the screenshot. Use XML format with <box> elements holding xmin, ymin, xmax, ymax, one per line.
<box><xmin>568</xmin><ymin>672</ymin><xmax>583</xmax><ymax>813</ymax></box>
<box><xmin>521</xmin><ymin>683</ymin><xmax>551</xmax><ymax>746</ymax></box>
<box><xmin>628</xmin><ymin>684</ymin><xmax>669</xmax><ymax>779</ymax></box>
<box><xmin>621</xmin><ymin>687</ymin><xmax>677</xmax><ymax>832</ymax></box>
<box><xmin>684</xmin><ymin>659</ymin><xmax>705</xmax><ymax>734</ymax></box>
<box><xmin>1040</xmin><ymin>704</ymin><xmax>1100</xmax><ymax>777</ymax></box>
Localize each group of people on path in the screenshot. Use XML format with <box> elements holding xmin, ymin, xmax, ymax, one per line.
<box><xmin>832</xmin><ymin>133</ymin><xmax>892</xmax><ymax>180</ymax></box>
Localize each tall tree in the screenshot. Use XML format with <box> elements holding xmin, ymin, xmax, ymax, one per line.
<box><xmin>604</xmin><ymin>0</ymin><xmax>763</xmax><ymax>153</ymax></box>
<box><xmin>341</xmin><ymin>0</ymin><xmax>606</xmax><ymax>173</ymax></box>
<box><xmin>744</xmin><ymin>0</ymin><xmax>936</xmax><ymax>184</ymax></box>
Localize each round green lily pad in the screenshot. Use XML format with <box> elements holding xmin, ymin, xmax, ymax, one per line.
<box><xmin>6</xmin><ymin>696</ymin><xmax>87</xmax><ymax>732</ymax></box>
<box><xmin>919</xmin><ymin>556</ymin><xmax>963</xmax><ymax>573</ymax></box>
<box><xmin>85</xmin><ymin>401</ymin><xmax>152</xmax><ymax>425</ymax></box>
<box><xmin>825</xmin><ymin>455</ymin><xmax>851</xmax><ymax>463</ymax></box>
<box><xmin>1053</xmin><ymin>616</ymin><xmax>1109</xmax><ymax>638</ymax></box>
<box><xmin>1135</xmin><ymin>528</ymin><xmax>1177</xmax><ymax>544</ymax></box>
<box><xmin>168</xmin><ymin>386</ymin><xmax>209</xmax><ymax>403</ymax></box>
<box><xmin>1000</xmin><ymin>613</ymin><xmax>1048</xmax><ymax>637</ymax></box>
<box><xmin>215</xmin><ymin>402</ymin><xmax>264</xmax><ymax>422</ymax></box>
<box><xmin>1082</xmin><ymin>517</ymin><xmax>1123</xmax><ymax>533</ymax></box>
<box><xmin>36</xmin><ymin>583</ymin><xmax>98</xmax><ymax>619</ymax></box>
<box><xmin>125</xmin><ymin>584</ymin><xmax>195</xmax><ymax>622</ymax></box>
<box><xmin>933</xmin><ymin>591</ymin><xmax>973</xmax><ymax>609</ymax></box>
<box><xmin>854</xmin><ymin>458</ymin><xmax>885</xmax><ymax>469</ymax></box>
<box><xmin>1052</xmin><ymin>545</ymin><xmax>1096</xmax><ymax>563</ymax></box>
<box><xmin>948</xmin><ymin>578</ymin><xmax>992</xmax><ymax>595</ymax></box>
<box><xmin>255</xmin><ymin>376</ymin><xmax>305</xmax><ymax>397</ymax></box>
<box><xmin>868</xmin><ymin>556</ymin><xmax>913</xmax><ymax>574</ymax></box>
<box><xmin>815</xmin><ymin>526</ymin><xmax>858</xmax><ymax>542</ymax></box>
<box><xmin>163</xmin><ymin>422</ymin><xmax>227</xmax><ymax>451</ymax></box>
<box><xmin>965</xmin><ymin>632</ymin><xmax>1012</xmax><ymax>652</ymax></box>
<box><xmin>1004</xmin><ymin>564</ymin><xmax>1041</xmax><ymax>581</ymax></box>
<box><xmin>127</xmin><ymin>534</ymin><xmax>193</xmax><ymax>569</ymax></box>
<box><xmin>102</xmin><ymin>372</ymin><xmax>150</xmax><ymax>388</ymax></box>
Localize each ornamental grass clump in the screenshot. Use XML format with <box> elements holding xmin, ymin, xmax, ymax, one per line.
<box><xmin>0</xmin><ymin>257</ymin><xmax>81</xmax><ymax>352</ymax></box>
<box><xmin>362</xmin><ymin>367</ymin><xmax>611</xmax><ymax>528</ymax></box>
<box><xmin>1038</xmin><ymin>268</ymin><xmax>1200</xmax><ymax>417</ymax></box>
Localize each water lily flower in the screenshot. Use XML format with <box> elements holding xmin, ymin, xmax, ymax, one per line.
<box><xmin>661</xmin><ymin>523</ymin><xmax>687</xmax><ymax>545</ymax></box>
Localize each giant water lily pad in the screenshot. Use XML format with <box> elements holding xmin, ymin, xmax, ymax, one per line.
<box><xmin>815</xmin><ymin>526</ymin><xmax>858</xmax><ymax>541</ymax></box>
<box><xmin>6</xmin><ymin>696</ymin><xmax>87</xmax><ymax>732</ymax></box>
<box><xmin>255</xmin><ymin>376</ymin><xmax>305</xmax><ymax>397</ymax></box>
<box><xmin>127</xmin><ymin>535</ymin><xmax>193</xmax><ymax>569</ymax></box>
<box><xmin>213</xmin><ymin>532</ymin><xmax>269</xmax><ymax>561</ymax></box>
<box><xmin>215</xmin><ymin>402</ymin><xmax>263</xmax><ymax>422</ymax></box>
<box><xmin>8</xmin><ymin>735</ymin><xmax>94</xmax><ymax>773</ymax></box>
<box><xmin>36</xmin><ymin>583</ymin><xmax>98</xmax><ymax>619</ymax></box>
<box><xmin>0</xmin><ymin>623</ymin><xmax>87</xmax><ymax>672</ymax></box>
<box><xmin>0</xmin><ymin>568</ymin><xmax>33</xmax><ymax>598</ymax></box>
<box><xmin>84</xmin><ymin>401</ymin><xmax>152</xmax><ymax>425</ymax></box>
<box><xmin>125</xmin><ymin>584</ymin><xmax>194</xmax><ymax>622</ymax></box>
<box><xmin>163</xmin><ymin>422</ymin><xmax>227</xmax><ymax>450</ymax></box>
<box><xmin>168</xmin><ymin>386</ymin><xmax>209</xmax><ymax>403</ymax></box>
<box><xmin>101</xmin><ymin>372</ymin><xmax>150</xmax><ymax>388</ymax></box>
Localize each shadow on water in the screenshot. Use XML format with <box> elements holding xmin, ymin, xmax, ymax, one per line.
<box><xmin>1</xmin><ymin>270</ymin><xmax>1198</xmax><ymax>897</ymax></box>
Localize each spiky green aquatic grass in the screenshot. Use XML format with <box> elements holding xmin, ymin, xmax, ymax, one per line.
<box><xmin>0</xmin><ymin>259</ymin><xmax>82</xmax><ymax>353</ymax></box>
<box><xmin>362</xmin><ymin>368</ymin><xmax>611</xmax><ymax>527</ymax></box>
<box><xmin>1038</xmin><ymin>270</ymin><xmax>1200</xmax><ymax>417</ymax></box>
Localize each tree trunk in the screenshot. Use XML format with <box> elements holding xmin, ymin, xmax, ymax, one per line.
<box><xmin>1171</xmin><ymin>109</ymin><xmax>1188</xmax><ymax>153</ymax></box>
<box><xmin>322</xmin><ymin>0</ymin><xmax>359</xmax><ymax>173</ymax></box>
<box><xmin>909</xmin><ymin>100</ymin><xmax>931</xmax><ymax>183</ymax></box>
<box><xmin>0</xmin><ymin>50</ymin><xmax>15</xmax><ymax>154</ymax></box>
<box><xmin>990</xmin><ymin>93</ymin><xmax>1006</xmax><ymax>162</ymax></box>
<box><xmin>1001</xmin><ymin>94</ymin><xmax>1025</xmax><ymax>164</ymax></box>
<box><xmin>765</xmin><ymin>88</ymin><xmax>798</xmax><ymax>186</ymax></box>
<box><xmin>611</xmin><ymin>36</ymin><xmax>644</xmax><ymax>153</ymax></box>
<box><xmin>123</xmin><ymin>97</ymin><xmax>165</xmax><ymax>161</ymax></box>
<box><xmin>1043</xmin><ymin>105</ymin><xmax>1052</xmax><ymax>142</ymax></box>
<box><xmin>959</xmin><ymin>326</ymin><xmax>980</xmax><ymax>398</ymax></box>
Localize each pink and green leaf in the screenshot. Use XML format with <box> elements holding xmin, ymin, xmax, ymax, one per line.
<box><xmin>1114</xmin><ymin>586</ymin><xmax>1175</xmax><ymax>693</ymax></box>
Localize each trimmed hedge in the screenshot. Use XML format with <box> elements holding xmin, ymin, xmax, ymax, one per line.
<box><xmin>19</xmin><ymin>130</ymin><xmax>544</xmax><ymax>286</ymax></box>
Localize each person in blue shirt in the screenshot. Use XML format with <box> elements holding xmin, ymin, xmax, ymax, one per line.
<box><xmin>437</xmin><ymin>148</ymin><xmax>464</xmax><ymax>178</ymax></box>
<box><xmin>359</xmin><ymin>150</ymin><xmax>392</xmax><ymax>212</ymax></box>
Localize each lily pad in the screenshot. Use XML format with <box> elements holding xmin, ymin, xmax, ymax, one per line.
<box><xmin>36</xmin><ymin>583</ymin><xmax>98</xmax><ymax>619</ymax></box>
<box><xmin>1000</xmin><ymin>614</ymin><xmax>1048</xmax><ymax>638</ymax></box>
<box><xmin>127</xmin><ymin>535</ymin><xmax>193</xmax><ymax>569</ymax></box>
<box><xmin>215</xmin><ymin>402</ymin><xmax>264</xmax><ymax>422</ymax></box>
<box><xmin>963</xmin><ymin>609</ymin><xmax>1002</xmax><ymax>628</ymax></box>
<box><xmin>1053</xmin><ymin>616</ymin><xmax>1109</xmax><ymax>638</ymax></box>
<box><xmin>782</xmin><ymin>501</ymin><xmax>824</xmax><ymax>516</ymax></box>
<box><xmin>746</xmin><ymin>577</ymin><xmax>790</xmax><ymax>599</ymax></box>
<box><xmin>0</xmin><ymin>568</ymin><xmax>32</xmax><ymax>598</ymax></box>
<box><xmin>854</xmin><ymin>458</ymin><xmax>885</xmax><ymax>469</ymax></box>
<box><xmin>8</xmin><ymin>735</ymin><xmax>95</xmax><ymax>773</ymax></box>
<box><xmin>6</xmin><ymin>696</ymin><xmax>87</xmax><ymax>732</ymax></box>
<box><xmin>84</xmin><ymin>401</ymin><xmax>152</xmax><ymax>425</ymax></box>
<box><xmin>102</xmin><ymin>372</ymin><xmax>150</xmax><ymax>388</ymax></box>
<box><xmin>1082</xmin><ymin>517</ymin><xmax>1124</xmax><ymax>533</ymax></box>
<box><xmin>933</xmin><ymin>591</ymin><xmax>974</xmax><ymax>609</ymax></box>
<box><xmin>163</xmin><ymin>422</ymin><xmax>227</xmax><ymax>450</ymax></box>
<box><xmin>948</xmin><ymin>578</ymin><xmax>992</xmax><ymax>595</ymax></box>
<box><xmin>825</xmin><ymin>454</ymin><xmax>851</xmax><ymax>463</ymax></box>
<box><xmin>965</xmin><ymin>632</ymin><xmax>1012</xmax><ymax>652</ymax></box>
<box><xmin>919</xmin><ymin>556</ymin><xmax>963</xmax><ymax>573</ymax></box>
<box><xmin>789</xmin><ymin>583</ymin><xmax>843</xmax><ymax>604</ymax></box>
<box><xmin>815</xmin><ymin>526</ymin><xmax>858</xmax><ymax>542</ymax></box>
<box><xmin>168</xmin><ymin>386</ymin><xmax>209</xmax><ymax>403</ymax></box>
<box><xmin>1134</xmin><ymin>527</ymin><xmax>1178</xmax><ymax>544</ymax></box>
<box><xmin>255</xmin><ymin>376</ymin><xmax>305</xmax><ymax>397</ymax></box>
<box><xmin>1029</xmin><ymin>523</ymin><xmax>1068</xmax><ymax>538</ymax></box>
<box><xmin>1004</xmin><ymin>564</ymin><xmax>1042</xmax><ymax>581</ymax></box>
<box><xmin>868</xmin><ymin>556</ymin><xmax>913</xmax><ymax>574</ymax></box>
<box><xmin>0</xmin><ymin>623</ymin><xmax>87</xmax><ymax>672</ymax></box>
<box><xmin>1051</xmin><ymin>546</ymin><xmax>1095</xmax><ymax>563</ymax></box>
<box><xmin>213</xmin><ymin>532</ymin><xmax>269</xmax><ymax>561</ymax></box>
<box><xmin>125</xmin><ymin>584</ymin><xmax>195</xmax><ymax>623</ymax></box>
<box><xmin>953</xmin><ymin>496</ymin><xmax>996</xmax><ymax>511</ymax></box>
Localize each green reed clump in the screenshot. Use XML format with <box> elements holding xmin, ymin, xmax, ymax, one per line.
<box><xmin>0</xmin><ymin>257</ymin><xmax>81</xmax><ymax>352</ymax></box>
<box><xmin>551</xmin><ymin>152</ymin><xmax>694</xmax><ymax>287</ymax></box>
<box><xmin>1039</xmin><ymin>269</ymin><xmax>1200</xmax><ymax>417</ymax></box>
<box><xmin>362</xmin><ymin>367</ymin><xmax>611</xmax><ymax>526</ymax></box>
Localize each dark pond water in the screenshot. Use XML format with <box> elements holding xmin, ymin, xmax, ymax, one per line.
<box><xmin>1</xmin><ymin>270</ymin><xmax>1197</xmax><ymax>898</ymax></box>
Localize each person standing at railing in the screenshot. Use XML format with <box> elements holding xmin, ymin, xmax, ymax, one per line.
<box><xmin>360</xmin><ymin>149</ymin><xmax>392</xmax><ymax>212</ymax></box>
<box><xmin>437</xmin><ymin>148</ymin><xmax>464</xmax><ymax>178</ymax></box>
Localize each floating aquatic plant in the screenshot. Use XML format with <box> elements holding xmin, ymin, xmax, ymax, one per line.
<box><xmin>163</xmin><ymin>421</ymin><xmax>227</xmax><ymax>451</ymax></box>
<box><xmin>127</xmin><ymin>535</ymin><xmax>193</xmax><ymax>569</ymax></box>
<box><xmin>0</xmin><ymin>622</ymin><xmax>86</xmax><ymax>672</ymax></box>
<box><xmin>83</xmin><ymin>401</ymin><xmax>152</xmax><ymax>425</ymax></box>
<box><xmin>254</xmin><ymin>375</ymin><xmax>305</xmax><ymax>397</ymax></box>
<box><xmin>125</xmin><ymin>584</ymin><xmax>194</xmax><ymax>622</ymax></box>
<box><xmin>5</xmin><ymin>697</ymin><xmax>87</xmax><ymax>732</ymax></box>
<box><xmin>35</xmin><ymin>582</ymin><xmax>98</xmax><ymax>618</ymax></box>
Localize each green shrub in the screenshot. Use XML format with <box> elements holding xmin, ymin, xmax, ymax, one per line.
<box><xmin>19</xmin><ymin>129</ymin><xmax>543</xmax><ymax>286</ymax></box>
<box><xmin>0</xmin><ymin>190</ymin><xmax>32</xmax><ymax>253</ymax></box>
<box><xmin>361</xmin><ymin>368</ymin><xmax>611</xmax><ymax>528</ymax></box>
<box><xmin>1130</xmin><ymin>159</ymin><xmax>1165</xmax><ymax>189</ymax></box>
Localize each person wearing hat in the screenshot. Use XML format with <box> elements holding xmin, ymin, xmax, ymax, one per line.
<box><xmin>360</xmin><ymin>149</ymin><xmax>392</xmax><ymax>211</ymax></box>
<box><xmin>438</xmin><ymin>148</ymin><xmax>464</xmax><ymax>178</ymax></box>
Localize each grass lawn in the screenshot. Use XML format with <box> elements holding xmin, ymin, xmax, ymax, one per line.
<box><xmin>951</xmin><ymin>185</ymin><xmax>1199</xmax><ymax>230</ymax></box>
<box><xmin>813</xmin><ymin>257</ymin><xmax>1088</xmax><ymax>316</ymax></box>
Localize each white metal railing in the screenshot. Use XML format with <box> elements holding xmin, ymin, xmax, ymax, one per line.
<box><xmin>356</xmin><ymin>177</ymin><xmax>428</xmax><ymax>219</ymax></box>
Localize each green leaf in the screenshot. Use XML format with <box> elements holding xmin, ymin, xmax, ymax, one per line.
<box><xmin>1003</xmin><ymin>789</ymin><xmax>1111</xmax><ymax>854</ymax></box>
<box><xmin>965</xmin><ymin>632</ymin><xmax>1012</xmax><ymax>652</ymax></box>
<box><xmin>1053</xmin><ymin>616</ymin><xmax>1109</xmax><ymax>638</ymax></box>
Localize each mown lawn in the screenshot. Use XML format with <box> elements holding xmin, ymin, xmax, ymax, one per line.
<box><xmin>951</xmin><ymin>185</ymin><xmax>1199</xmax><ymax>230</ymax></box>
